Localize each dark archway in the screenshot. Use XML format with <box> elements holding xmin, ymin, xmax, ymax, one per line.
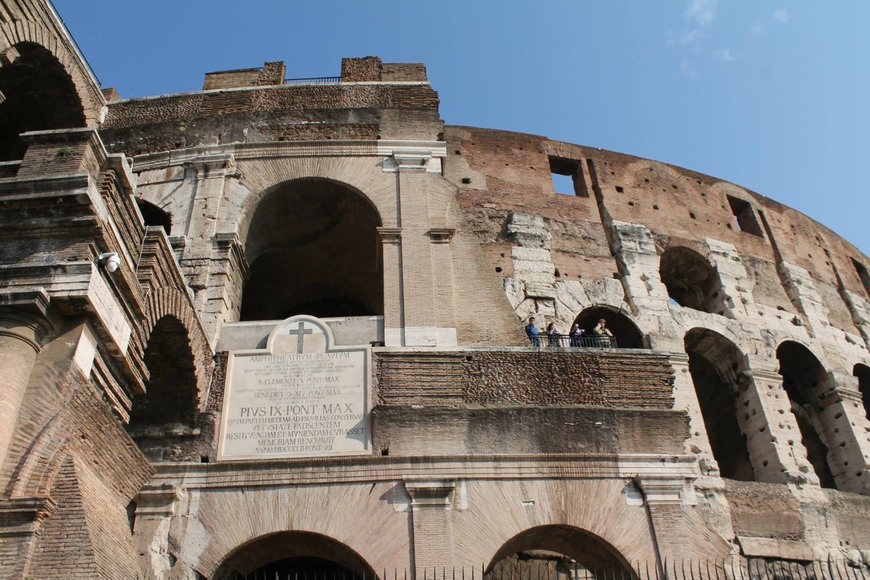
<box><xmin>659</xmin><ymin>247</ymin><xmax>727</xmax><ymax>316</ymax></box>
<box><xmin>776</xmin><ymin>341</ymin><xmax>837</xmax><ymax>489</ymax></box>
<box><xmin>486</xmin><ymin>525</ymin><xmax>635</xmax><ymax>580</ymax></box>
<box><xmin>214</xmin><ymin>531</ymin><xmax>377</xmax><ymax>580</ymax></box>
<box><xmin>854</xmin><ymin>363</ymin><xmax>870</xmax><ymax>421</ymax></box>
<box><xmin>126</xmin><ymin>316</ymin><xmax>200</xmax><ymax>461</ymax></box>
<box><xmin>0</xmin><ymin>42</ymin><xmax>86</xmax><ymax>161</ymax></box>
<box><xmin>137</xmin><ymin>199</ymin><xmax>172</xmax><ymax>234</ymax></box>
<box><xmin>684</xmin><ymin>328</ymin><xmax>754</xmax><ymax>482</ymax></box>
<box><xmin>573</xmin><ymin>306</ymin><xmax>645</xmax><ymax>348</ymax></box>
<box><xmin>240</xmin><ymin>178</ymin><xmax>383</xmax><ymax>321</ymax></box>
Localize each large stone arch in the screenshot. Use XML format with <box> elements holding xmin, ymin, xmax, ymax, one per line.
<box><xmin>776</xmin><ymin>340</ymin><xmax>837</xmax><ymax>489</ymax></box>
<box><xmin>684</xmin><ymin>327</ymin><xmax>755</xmax><ymax>481</ymax></box>
<box><xmin>212</xmin><ymin>530</ymin><xmax>378</xmax><ymax>580</ymax></box>
<box><xmin>486</xmin><ymin>524</ymin><xmax>635</xmax><ymax>578</ymax></box>
<box><xmin>239</xmin><ymin>177</ymin><xmax>385</xmax><ymax>320</ymax></box>
<box><xmin>0</xmin><ymin>19</ymin><xmax>104</xmax><ymax>126</ymax></box>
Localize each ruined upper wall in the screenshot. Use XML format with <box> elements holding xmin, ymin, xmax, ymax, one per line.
<box><xmin>443</xmin><ymin>125</ymin><xmax>870</xmax><ymax>324</ymax></box>
<box><xmin>98</xmin><ymin>57</ymin><xmax>440</xmax><ymax>156</ymax></box>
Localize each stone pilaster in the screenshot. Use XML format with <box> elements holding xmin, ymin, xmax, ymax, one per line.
<box><xmin>133</xmin><ymin>484</ymin><xmax>183</xmax><ymax>580</ymax></box>
<box><xmin>379</xmin><ymin>227</ymin><xmax>404</xmax><ymax>347</ymax></box>
<box><xmin>668</xmin><ymin>352</ymin><xmax>718</xmax><ymax>475</ymax></box>
<box><xmin>778</xmin><ymin>261</ymin><xmax>830</xmax><ymax>338</ymax></box>
<box><xmin>405</xmin><ymin>480</ymin><xmax>455</xmax><ymax>574</ymax></box>
<box><xmin>816</xmin><ymin>373</ymin><xmax>870</xmax><ymax>494</ymax></box>
<box><xmin>610</xmin><ymin>221</ymin><xmax>670</xmax><ymax>316</ymax></box>
<box><xmin>705</xmin><ymin>238</ymin><xmax>754</xmax><ymax>319</ymax></box>
<box><xmin>743</xmin><ymin>364</ymin><xmax>811</xmax><ymax>485</ymax></box>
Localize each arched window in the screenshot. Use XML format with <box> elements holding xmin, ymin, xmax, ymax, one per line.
<box><xmin>659</xmin><ymin>246</ymin><xmax>727</xmax><ymax>315</ymax></box>
<box><xmin>777</xmin><ymin>341</ymin><xmax>836</xmax><ymax>489</ymax></box>
<box><xmin>487</xmin><ymin>525</ymin><xmax>633</xmax><ymax>579</ymax></box>
<box><xmin>573</xmin><ymin>306</ymin><xmax>645</xmax><ymax>348</ymax></box>
<box><xmin>240</xmin><ymin>178</ymin><xmax>383</xmax><ymax>321</ymax></box>
<box><xmin>0</xmin><ymin>42</ymin><xmax>86</xmax><ymax>161</ymax></box>
<box><xmin>853</xmin><ymin>363</ymin><xmax>870</xmax><ymax>421</ymax></box>
<box><xmin>684</xmin><ymin>328</ymin><xmax>754</xmax><ymax>481</ymax></box>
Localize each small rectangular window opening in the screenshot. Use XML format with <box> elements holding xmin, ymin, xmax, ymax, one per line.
<box><xmin>851</xmin><ymin>258</ymin><xmax>870</xmax><ymax>299</ymax></box>
<box><xmin>726</xmin><ymin>195</ymin><xmax>764</xmax><ymax>237</ymax></box>
<box><xmin>548</xmin><ymin>156</ymin><xmax>588</xmax><ymax>197</ymax></box>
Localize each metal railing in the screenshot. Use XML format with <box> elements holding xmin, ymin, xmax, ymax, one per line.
<box><xmin>284</xmin><ymin>76</ymin><xmax>342</xmax><ymax>85</ymax></box>
<box><xmin>527</xmin><ymin>333</ymin><xmax>618</xmax><ymax>349</ymax></box>
<box><xmin>231</xmin><ymin>558</ymin><xmax>870</xmax><ymax>580</ymax></box>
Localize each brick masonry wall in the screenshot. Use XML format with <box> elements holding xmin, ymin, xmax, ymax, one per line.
<box><xmin>375</xmin><ymin>350</ymin><xmax>675</xmax><ymax>409</ymax></box>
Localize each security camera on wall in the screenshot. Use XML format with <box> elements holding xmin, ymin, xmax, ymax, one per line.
<box><xmin>97</xmin><ymin>252</ymin><xmax>121</xmax><ymax>273</ymax></box>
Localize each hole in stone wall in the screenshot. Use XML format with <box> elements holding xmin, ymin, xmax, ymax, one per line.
<box><xmin>136</xmin><ymin>199</ymin><xmax>172</xmax><ymax>234</ymax></box>
<box><xmin>659</xmin><ymin>246</ymin><xmax>727</xmax><ymax>315</ymax></box>
<box><xmin>548</xmin><ymin>155</ymin><xmax>588</xmax><ymax>197</ymax></box>
<box><xmin>851</xmin><ymin>258</ymin><xmax>870</xmax><ymax>300</ymax></box>
<box><xmin>726</xmin><ymin>195</ymin><xmax>764</xmax><ymax>237</ymax></box>
<box><xmin>853</xmin><ymin>363</ymin><xmax>870</xmax><ymax>421</ymax></box>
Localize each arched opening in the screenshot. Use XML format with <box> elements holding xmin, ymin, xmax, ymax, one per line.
<box><xmin>659</xmin><ymin>247</ymin><xmax>727</xmax><ymax>315</ymax></box>
<box><xmin>136</xmin><ymin>199</ymin><xmax>172</xmax><ymax>234</ymax></box>
<box><xmin>573</xmin><ymin>306</ymin><xmax>645</xmax><ymax>348</ymax></box>
<box><xmin>776</xmin><ymin>341</ymin><xmax>836</xmax><ymax>489</ymax></box>
<box><xmin>126</xmin><ymin>316</ymin><xmax>200</xmax><ymax>461</ymax></box>
<box><xmin>854</xmin><ymin>363</ymin><xmax>870</xmax><ymax>421</ymax></box>
<box><xmin>684</xmin><ymin>328</ymin><xmax>754</xmax><ymax>481</ymax></box>
<box><xmin>486</xmin><ymin>525</ymin><xmax>634</xmax><ymax>580</ymax></box>
<box><xmin>214</xmin><ymin>531</ymin><xmax>377</xmax><ymax>580</ymax></box>
<box><xmin>240</xmin><ymin>178</ymin><xmax>383</xmax><ymax>321</ymax></box>
<box><xmin>0</xmin><ymin>42</ymin><xmax>86</xmax><ymax>161</ymax></box>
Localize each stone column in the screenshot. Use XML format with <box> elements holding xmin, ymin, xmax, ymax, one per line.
<box><xmin>0</xmin><ymin>307</ymin><xmax>52</xmax><ymax>473</ymax></box>
<box><xmin>816</xmin><ymin>372</ymin><xmax>870</xmax><ymax>494</ymax></box>
<box><xmin>405</xmin><ymin>480</ymin><xmax>455</xmax><ymax>576</ymax></box>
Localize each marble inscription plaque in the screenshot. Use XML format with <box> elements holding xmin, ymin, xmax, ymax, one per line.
<box><xmin>218</xmin><ymin>316</ymin><xmax>370</xmax><ymax>460</ymax></box>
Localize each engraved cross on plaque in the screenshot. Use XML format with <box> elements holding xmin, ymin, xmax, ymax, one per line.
<box><xmin>287</xmin><ymin>321</ymin><xmax>314</xmax><ymax>353</ymax></box>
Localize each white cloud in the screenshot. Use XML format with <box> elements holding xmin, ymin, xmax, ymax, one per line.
<box><xmin>714</xmin><ymin>49</ymin><xmax>736</xmax><ymax>62</ymax></box>
<box><xmin>681</xmin><ymin>60</ymin><xmax>698</xmax><ymax>80</ymax></box>
<box><xmin>751</xmin><ymin>23</ymin><xmax>765</xmax><ymax>36</ymax></box>
<box><xmin>685</xmin><ymin>0</ymin><xmax>718</xmax><ymax>26</ymax></box>
<box><xmin>772</xmin><ymin>8</ymin><xmax>791</xmax><ymax>23</ymax></box>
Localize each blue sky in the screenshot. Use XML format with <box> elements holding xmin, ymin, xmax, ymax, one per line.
<box><xmin>54</xmin><ymin>1</ymin><xmax>870</xmax><ymax>254</ymax></box>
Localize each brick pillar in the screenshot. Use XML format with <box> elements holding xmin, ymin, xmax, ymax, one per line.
<box><xmin>405</xmin><ymin>480</ymin><xmax>455</xmax><ymax>576</ymax></box>
<box><xmin>816</xmin><ymin>373</ymin><xmax>870</xmax><ymax>494</ymax></box>
<box><xmin>0</xmin><ymin>307</ymin><xmax>52</xmax><ymax>476</ymax></box>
